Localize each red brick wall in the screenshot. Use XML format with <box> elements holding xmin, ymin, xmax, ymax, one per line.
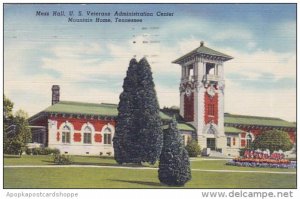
<box><xmin>184</xmin><ymin>93</ymin><xmax>194</xmax><ymax>122</ymax></box>
<box><xmin>48</xmin><ymin>115</ymin><xmax>116</xmax><ymax>144</ymax></box>
<box><xmin>204</xmin><ymin>92</ymin><xmax>218</xmax><ymax>124</ymax></box>
<box><xmin>288</xmin><ymin>132</ymin><xmax>296</xmax><ymax>143</ymax></box>
<box><xmin>50</xmin><ymin>115</ymin><xmax>115</xmax><ymax>132</ymax></box>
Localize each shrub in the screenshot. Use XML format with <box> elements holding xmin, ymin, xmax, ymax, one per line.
<box><xmin>32</xmin><ymin>147</ymin><xmax>42</xmax><ymax>155</ymax></box>
<box><xmin>99</xmin><ymin>152</ymin><xmax>103</xmax><ymax>156</ymax></box>
<box><xmin>252</xmin><ymin>129</ymin><xmax>293</xmax><ymax>153</ymax></box>
<box><xmin>29</xmin><ymin>147</ymin><xmax>60</xmax><ymax>155</ymax></box>
<box><xmin>25</xmin><ymin>147</ymin><xmax>32</xmax><ymax>155</ymax></box>
<box><xmin>53</xmin><ymin>154</ymin><xmax>73</xmax><ymax>165</ymax></box>
<box><xmin>106</xmin><ymin>152</ymin><xmax>112</xmax><ymax>156</ymax></box>
<box><xmin>185</xmin><ymin>140</ymin><xmax>201</xmax><ymax>157</ymax></box>
<box><xmin>51</xmin><ymin>148</ymin><xmax>60</xmax><ymax>155</ymax></box>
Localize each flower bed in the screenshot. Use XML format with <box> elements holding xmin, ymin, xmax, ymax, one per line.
<box><xmin>226</xmin><ymin>159</ymin><xmax>296</xmax><ymax>169</ymax></box>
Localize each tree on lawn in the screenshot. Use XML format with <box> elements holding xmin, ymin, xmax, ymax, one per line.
<box><xmin>4</xmin><ymin>109</ymin><xmax>31</xmax><ymax>155</ymax></box>
<box><xmin>251</xmin><ymin>129</ymin><xmax>293</xmax><ymax>153</ymax></box>
<box><xmin>136</xmin><ymin>58</ymin><xmax>163</xmax><ymax>164</ymax></box>
<box><xmin>113</xmin><ymin>58</ymin><xmax>163</xmax><ymax>165</ymax></box>
<box><xmin>4</xmin><ymin>95</ymin><xmax>14</xmax><ymax>131</ymax></box>
<box><xmin>113</xmin><ymin>58</ymin><xmax>142</xmax><ymax>164</ymax></box>
<box><xmin>13</xmin><ymin>110</ymin><xmax>32</xmax><ymax>145</ymax></box>
<box><xmin>4</xmin><ymin>95</ymin><xmax>14</xmax><ymax>153</ymax></box>
<box><xmin>158</xmin><ymin>117</ymin><xmax>191</xmax><ymax>186</ymax></box>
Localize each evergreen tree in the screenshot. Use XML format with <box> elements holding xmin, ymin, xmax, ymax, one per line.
<box><xmin>136</xmin><ymin>58</ymin><xmax>163</xmax><ymax>164</ymax></box>
<box><xmin>158</xmin><ymin>118</ymin><xmax>191</xmax><ymax>186</ymax></box>
<box><xmin>113</xmin><ymin>58</ymin><xmax>142</xmax><ymax>164</ymax></box>
<box><xmin>252</xmin><ymin>129</ymin><xmax>293</xmax><ymax>153</ymax></box>
<box><xmin>113</xmin><ymin>58</ymin><xmax>163</xmax><ymax>165</ymax></box>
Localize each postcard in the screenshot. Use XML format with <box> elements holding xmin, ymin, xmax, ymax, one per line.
<box><xmin>3</xmin><ymin>3</ymin><xmax>297</xmax><ymax>193</ymax></box>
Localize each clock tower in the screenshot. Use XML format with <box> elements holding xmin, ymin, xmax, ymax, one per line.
<box><xmin>173</xmin><ymin>41</ymin><xmax>233</xmax><ymax>153</ymax></box>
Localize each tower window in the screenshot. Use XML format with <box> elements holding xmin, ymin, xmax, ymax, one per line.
<box><xmin>187</xmin><ymin>65</ymin><xmax>194</xmax><ymax>81</ymax></box>
<box><xmin>206</xmin><ymin>63</ymin><xmax>216</xmax><ymax>75</ymax></box>
<box><xmin>208</xmin><ymin>104</ymin><xmax>214</xmax><ymax>116</ymax></box>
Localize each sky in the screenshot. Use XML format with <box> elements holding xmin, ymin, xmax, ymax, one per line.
<box><xmin>4</xmin><ymin>4</ymin><xmax>296</xmax><ymax>122</ymax></box>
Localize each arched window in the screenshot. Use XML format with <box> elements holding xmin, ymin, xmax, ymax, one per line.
<box><xmin>62</xmin><ymin>125</ymin><xmax>71</xmax><ymax>143</ymax></box>
<box><xmin>246</xmin><ymin>134</ymin><xmax>252</xmax><ymax>148</ymax></box>
<box><xmin>83</xmin><ymin>126</ymin><xmax>92</xmax><ymax>144</ymax></box>
<box><xmin>103</xmin><ymin>127</ymin><xmax>112</xmax><ymax>144</ymax></box>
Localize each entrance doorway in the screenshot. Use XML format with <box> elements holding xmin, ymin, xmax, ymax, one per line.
<box><xmin>207</xmin><ymin>138</ymin><xmax>216</xmax><ymax>150</ymax></box>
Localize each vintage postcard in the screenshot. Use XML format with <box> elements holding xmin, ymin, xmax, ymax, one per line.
<box><xmin>3</xmin><ymin>3</ymin><xmax>297</xmax><ymax>193</ymax></box>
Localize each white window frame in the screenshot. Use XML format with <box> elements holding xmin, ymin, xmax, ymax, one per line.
<box><xmin>101</xmin><ymin>123</ymin><xmax>114</xmax><ymax>145</ymax></box>
<box><xmin>59</xmin><ymin>121</ymin><xmax>74</xmax><ymax>144</ymax></box>
<box><xmin>81</xmin><ymin>122</ymin><xmax>95</xmax><ymax>144</ymax></box>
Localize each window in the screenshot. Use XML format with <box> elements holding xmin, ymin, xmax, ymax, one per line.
<box><xmin>208</xmin><ymin>104</ymin><xmax>214</xmax><ymax>116</ymax></box>
<box><xmin>104</xmin><ymin>127</ymin><xmax>112</xmax><ymax>144</ymax></box>
<box><xmin>233</xmin><ymin>137</ymin><xmax>236</xmax><ymax>146</ymax></box>
<box><xmin>62</xmin><ymin>125</ymin><xmax>71</xmax><ymax>143</ymax></box>
<box><xmin>246</xmin><ymin>134</ymin><xmax>252</xmax><ymax>148</ymax></box>
<box><xmin>206</xmin><ymin>63</ymin><xmax>216</xmax><ymax>75</ymax></box>
<box><xmin>187</xmin><ymin>65</ymin><xmax>194</xmax><ymax>81</ymax></box>
<box><xmin>227</xmin><ymin>137</ymin><xmax>231</xmax><ymax>147</ymax></box>
<box><xmin>83</xmin><ymin>126</ymin><xmax>92</xmax><ymax>144</ymax></box>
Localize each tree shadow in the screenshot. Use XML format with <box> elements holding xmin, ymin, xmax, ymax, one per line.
<box><xmin>108</xmin><ymin>179</ymin><xmax>163</xmax><ymax>187</ymax></box>
<box><xmin>41</xmin><ymin>160</ymin><xmax>150</xmax><ymax>167</ymax></box>
<box><xmin>4</xmin><ymin>155</ymin><xmax>21</xmax><ymax>158</ymax></box>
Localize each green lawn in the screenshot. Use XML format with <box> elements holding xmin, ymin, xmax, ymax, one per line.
<box><xmin>4</xmin><ymin>155</ymin><xmax>296</xmax><ymax>188</ymax></box>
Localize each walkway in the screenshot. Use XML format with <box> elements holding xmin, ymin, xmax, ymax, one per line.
<box><xmin>4</xmin><ymin>165</ymin><xmax>296</xmax><ymax>175</ymax></box>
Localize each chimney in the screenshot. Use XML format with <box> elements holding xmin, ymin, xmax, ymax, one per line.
<box><xmin>51</xmin><ymin>85</ymin><xmax>60</xmax><ymax>105</ymax></box>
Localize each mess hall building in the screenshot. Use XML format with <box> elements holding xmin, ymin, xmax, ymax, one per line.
<box><xmin>28</xmin><ymin>42</ymin><xmax>296</xmax><ymax>157</ymax></box>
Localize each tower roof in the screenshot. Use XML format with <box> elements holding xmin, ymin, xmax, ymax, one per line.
<box><xmin>172</xmin><ymin>41</ymin><xmax>233</xmax><ymax>64</ymax></box>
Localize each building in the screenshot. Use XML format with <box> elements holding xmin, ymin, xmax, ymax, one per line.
<box><xmin>28</xmin><ymin>42</ymin><xmax>296</xmax><ymax>157</ymax></box>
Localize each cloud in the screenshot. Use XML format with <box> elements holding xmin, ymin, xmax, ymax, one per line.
<box><xmin>4</xmin><ymin>17</ymin><xmax>296</xmax><ymax>122</ymax></box>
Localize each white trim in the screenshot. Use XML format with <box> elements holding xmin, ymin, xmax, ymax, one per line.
<box><xmin>203</xmin><ymin>122</ymin><xmax>219</xmax><ymax>136</ymax></box>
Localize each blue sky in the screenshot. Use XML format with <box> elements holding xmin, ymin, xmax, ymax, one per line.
<box><xmin>4</xmin><ymin>4</ymin><xmax>296</xmax><ymax>121</ymax></box>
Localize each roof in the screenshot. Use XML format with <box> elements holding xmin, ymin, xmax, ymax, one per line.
<box><xmin>172</xmin><ymin>42</ymin><xmax>233</xmax><ymax>63</ymax></box>
<box><xmin>34</xmin><ymin>101</ymin><xmax>171</xmax><ymax>120</ymax></box>
<box><xmin>177</xmin><ymin>123</ymin><xmax>196</xmax><ymax>131</ymax></box>
<box><xmin>224</xmin><ymin>126</ymin><xmax>242</xmax><ymax>134</ymax></box>
<box><xmin>162</xmin><ymin>122</ymin><xmax>196</xmax><ymax>131</ymax></box>
<box><xmin>224</xmin><ymin>113</ymin><xmax>296</xmax><ymax>128</ymax></box>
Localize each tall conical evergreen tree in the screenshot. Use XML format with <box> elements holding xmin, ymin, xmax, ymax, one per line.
<box><xmin>158</xmin><ymin>117</ymin><xmax>191</xmax><ymax>186</ymax></box>
<box><xmin>136</xmin><ymin>58</ymin><xmax>163</xmax><ymax>164</ymax></box>
<box><xmin>113</xmin><ymin>58</ymin><xmax>142</xmax><ymax>164</ymax></box>
<box><xmin>113</xmin><ymin>58</ymin><xmax>163</xmax><ymax>165</ymax></box>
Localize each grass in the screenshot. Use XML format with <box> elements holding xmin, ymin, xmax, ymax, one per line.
<box><xmin>3</xmin><ymin>155</ymin><xmax>297</xmax><ymax>188</ymax></box>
